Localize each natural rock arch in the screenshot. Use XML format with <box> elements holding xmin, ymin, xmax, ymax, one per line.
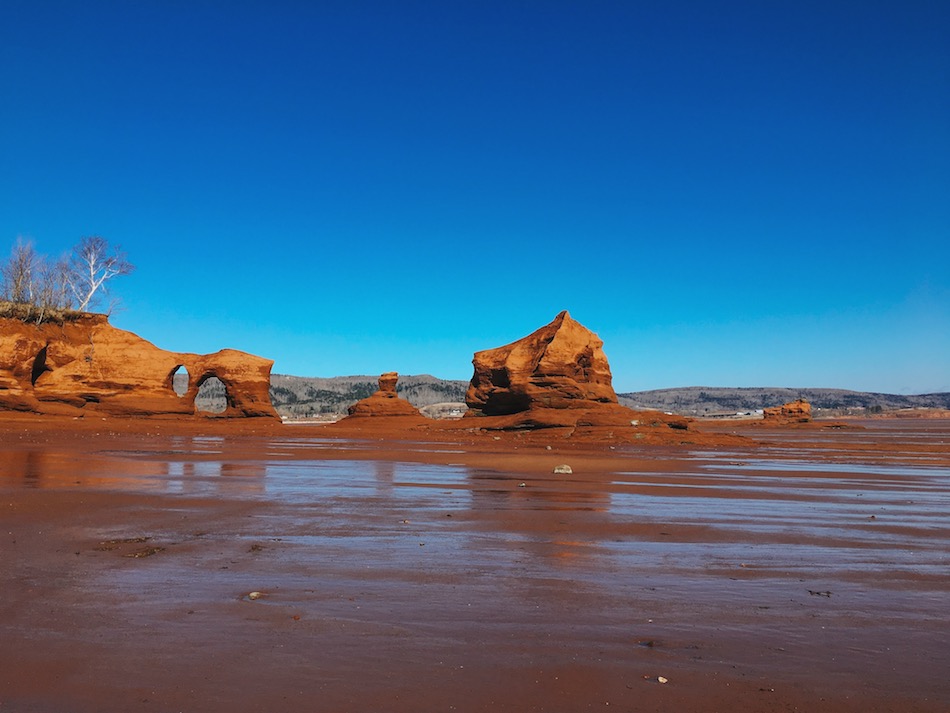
<box><xmin>1</xmin><ymin>313</ymin><xmax>279</xmax><ymax>419</ymax></box>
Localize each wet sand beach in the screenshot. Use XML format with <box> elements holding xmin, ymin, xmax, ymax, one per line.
<box><xmin>1</xmin><ymin>415</ymin><xmax>948</xmax><ymax>712</ymax></box>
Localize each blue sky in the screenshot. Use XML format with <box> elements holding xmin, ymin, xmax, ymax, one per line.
<box><xmin>2</xmin><ymin>1</ymin><xmax>948</xmax><ymax>394</ymax></box>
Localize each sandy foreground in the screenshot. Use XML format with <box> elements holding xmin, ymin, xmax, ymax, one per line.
<box><xmin>0</xmin><ymin>414</ymin><xmax>948</xmax><ymax>712</ymax></box>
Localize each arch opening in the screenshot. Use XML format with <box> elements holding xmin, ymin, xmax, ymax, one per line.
<box><xmin>171</xmin><ymin>365</ymin><xmax>190</xmax><ymax>397</ymax></box>
<box><xmin>195</xmin><ymin>375</ymin><xmax>228</xmax><ymax>414</ymax></box>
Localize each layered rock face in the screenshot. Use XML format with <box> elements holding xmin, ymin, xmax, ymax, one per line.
<box><xmin>466</xmin><ymin>311</ymin><xmax>617</xmax><ymax>416</ymax></box>
<box><xmin>0</xmin><ymin>314</ymin><xmax>279</xmax><ymax>418</ymax></box>
<box><xmin>464</xmin><ymin>312</ymin><xmax>691</xmax><ymax>433</ymax></box>
<box><xmin>763</xmin><ymin>398</ymin><xmax>812</xmax><ymax>423</ymax></box>
<box><xmin>346</xmin><ymin>372</ymin><xmax>422</xmax><ymax>417</ymax></box>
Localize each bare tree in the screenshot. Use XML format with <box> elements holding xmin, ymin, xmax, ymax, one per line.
<box><xmin>32</xmin><ymin>256</ymin><xmax>73</xmax><ymax>322</ymax></box>
<box><xmin>1</xmin><ymin>238</ymin><xmax>39</xmax><ymax>304</ymax></box>
<box><xmin>68</xmin><ymin>236</ymin><xmax>135</xmax><ymax>312</ymax></box>
<box><xmin>2</xmin><ymin>236</ymin><xmax>134</xmax><ymax>321</ymax></box>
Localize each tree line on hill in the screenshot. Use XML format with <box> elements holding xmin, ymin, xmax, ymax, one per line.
<box><xmin>616</xmin><ymin>386</ymin><xmax>950</xmax><ymax>416</ymax></box>
<box><xmin>245</xmin><ymin>375</ymin><xmax>950</xmax><ymax>420</ymax></box>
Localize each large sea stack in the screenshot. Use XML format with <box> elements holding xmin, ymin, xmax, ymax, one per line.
<box><xmin>465</xmin><ymin>311</ymin><xmax>689</xmax><ymax>432</ymax></box>
<box><xmin>466</xmin><ymin>310</ymin><xmax>617</xmax><ymax>416</ymax></box>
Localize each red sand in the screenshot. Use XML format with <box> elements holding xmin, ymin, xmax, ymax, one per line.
<box><xmin>1</xmin><ymin>414</ymin><xmax>948</xmax><ymax>712</ymax></box>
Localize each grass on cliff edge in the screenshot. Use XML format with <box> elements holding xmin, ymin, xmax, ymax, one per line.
<box><xmin>0</xmin><ymin>300</ymin><xmax>87</xmax><ymax>325</ymax></box>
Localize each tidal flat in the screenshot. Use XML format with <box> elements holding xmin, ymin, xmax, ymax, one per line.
<box><xmin>1</xmin><ymin>415</ymin><xmax>948</xmax><ymax>712</ymax></box>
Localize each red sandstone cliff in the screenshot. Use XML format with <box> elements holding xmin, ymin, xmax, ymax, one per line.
<box><xmin>0</xmin><ymin>313</ymin><xmax>278</xmax><ymax>418</ymax></box>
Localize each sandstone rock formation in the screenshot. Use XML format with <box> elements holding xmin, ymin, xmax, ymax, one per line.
<box><xmin>464</xmin><ymin>311</ymin><xmax>691</xmax><ymax>433</ymax></box>
<box><xmin>0</xmin><ymin>313</ymin><xmax>278</xmax><ymax>418</ymax></box>
<box><xmin>346</xmin><ymin>372</ymin><xmax>422</xmax><ymax>417</ymax></box>
<box><xmin>466</xmin><ymin>311</ymin><xmax>617</xmax><ymax>416</ymax></box>
<box><xmin>763</xmin><ymin>398</ymin><xmax>812</xmax><ymax>423</ymax></box>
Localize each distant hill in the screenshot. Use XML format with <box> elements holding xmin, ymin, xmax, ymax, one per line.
<box><xmin>617</xmin><ymin>387</ymin><xmax>950</xmax><ymax>417</ymax></box>
<box><xmin>187</xmin><ymin>373</ymin><xmax>949</xmax><ymax>419</ymax></box>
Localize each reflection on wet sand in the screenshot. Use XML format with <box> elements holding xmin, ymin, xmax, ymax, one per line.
<box><xmin>0</xmin><ymin>447</ymin><xmax>272</xmax><ymax>496</ymax></box>
<box><xmin>4</xmin><ymin>439</ymin><xmax>946</xmax><ymax>584</ymax></box>
<box><xmin>467</xmin><ymin>469</ymin><xmax>613</xmax><ymax>565</ymax></box>
<box><xmin>2</xmin><ymin>448</ymin><xmax>167</xmax><ymax>489</ymax></box>
<box><xmin>165</xmin><ymin>460</ymin><xmax>267</xmax><ymax>496</ymax></box>
<box><xmin>1</xmin><ymin>419</ymin><xmax>948</xmax><ymax>712</ymax></box>
<box><xmin>372</xmin><ymin>459</ymin><xmax>395</xmax><ymax>497</ymax></box>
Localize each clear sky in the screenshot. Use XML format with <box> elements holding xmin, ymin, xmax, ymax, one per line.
<box><xmin>2</xmin><ymin>1</ymin><xmax>948</xmax><ymax>394</ymax></box>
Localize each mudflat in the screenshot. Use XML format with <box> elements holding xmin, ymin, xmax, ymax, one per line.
<box><xmin>1</xmin><ymin>414</ymin><xmax>948</xmax><ymax>712</ymax></box>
